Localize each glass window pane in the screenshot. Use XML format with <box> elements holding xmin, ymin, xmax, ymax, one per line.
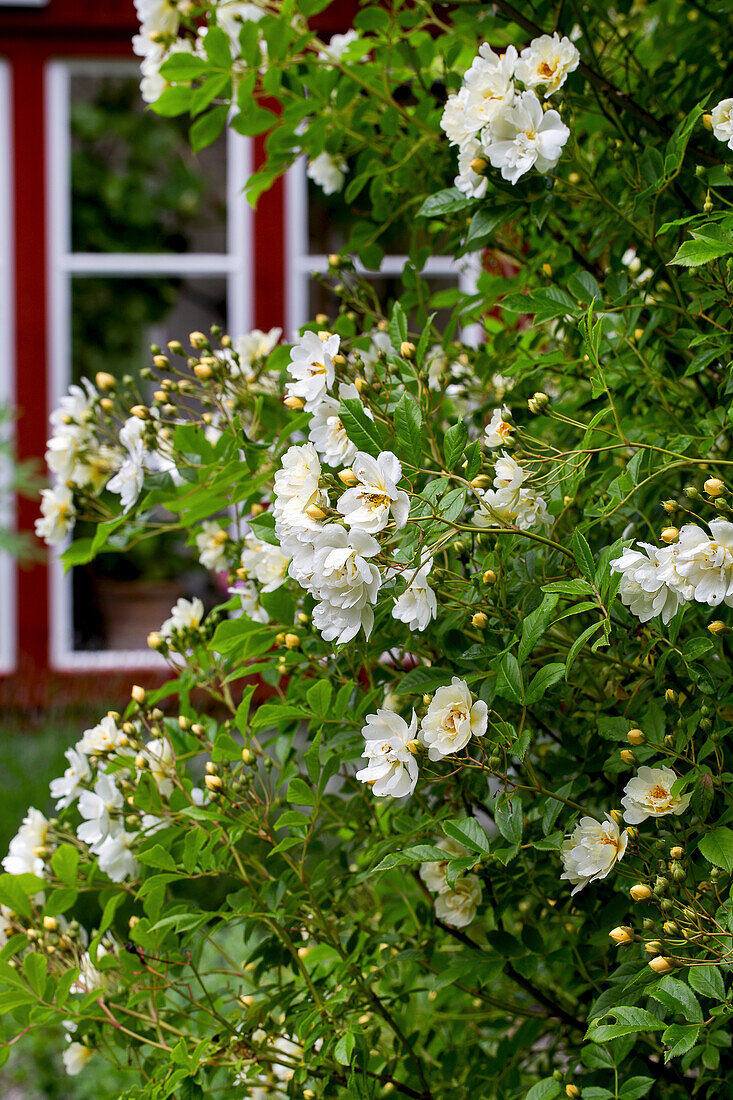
<box><xmin>70</xmin><ymin>275</ymin><xmax>228</xmax><ymax>652</ymax></box>
<box><xmin>308</xmin><ymin>274</ymin><xmax>460</xmax><ymax>330</ymax></box>
<box><xmin>70</xmin><ymin>71</ymin><xmax>227</xmax><ymax>254</ymax></box>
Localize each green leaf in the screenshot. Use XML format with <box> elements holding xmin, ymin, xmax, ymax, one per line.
<box><xmin>518</xmin><ymin>593</ymin><xmax>558</xmax><ymax>664</ymax></box>
<box><xmin>442</xmin><ymin>818</ymin><xmax>490</xmax><ymax>855</ymax></box>
<box><xmin>443</xmin><ymin>419</ymin><xmax>468</xmax><ymax>470</ymax></box>
<box><xmin>571</xmin><ymin>530</ymin><xmax>596</xmax><ymax>582</ymax></box>
<box><xmin>688</xmin><ymin>965</ymin><xmax>725</xmax><ymax>1001</ymax></box>
<box><xmin>525</xmin><ymin>1081</ymin><xmax>561</xmax><ymax>1100</ymax></box>
<box><xmin>231</xmin><ymin>103</ymin><xmax>279</xmax><ymax>136</ymax></box>
<box><xmin>304</xmin><ymin>729</ymin><xmax>322</xmax><ymax>785</ymax></box>
<box><xmin>495</xmin><ymin>654</ymin><xmax>523</xmax><ymax>704</ymax></box>
<box><xmin>465</xmin><ymin>205</ymin><xmax>516</xmax><ymax>247</ymax></box>
<box><xmin>22</xmin><ymin>952</ymin><xmax>47</xmax><ymax>997</ymax></box>
<box><xmin>587</xmin><ymin>1006</ymin><xmax>664</xmax><ymax>1042</ymax></box>
<box><xmin>287</xmin><ymin>778</ymin><xmax>315</xmax><ymax>807</ymax></box>
<box><xmin>699</xmin><ymin>827</ymin><xmax>733</xmax><ymax>872</ymax></box>
<box><xmin>372</xmin><ymin>845</ymin><xmax>450</xmax><ymax>873</ymax></box>
<box><xmin>566</xmin><ymin>621</ymin><xmax>604</xmax><ymax>677</ymax></box>
<box><xmin>650</xmin><ymin>975</ymin><xmax>703</xmax><ymax>1023</ymax></box>
<box><xmin>394</xmin><ymin>393</ymin><xmax>424</xmax><ymax>465</ymax></box>
<box><xmin>388</xmin><ymin>301</ymin><xmax>408</xmax><ymax>348</ymax></box>
<box><xmin>212</xmin><ymin>725</ymin><xmax>243</xmax><ymax>763</ymax></box>
<box><xmin>524</xmin><ymin>663</ymin><xmax>566</xmax><ymax>705</ymax></box>
<box><xmin>339</xmin><ymin>398</ymin><xmax>385</xmax><ymax>457</ymax></box>
<box><xmin>334</xmin><ymin>1031</ymin><xmax>356</xmax><ymax>1066</ymax></box>
<box><xmin>669</xmin><ymin>236</ymin><xmax>733</xmax><ymax>267</ymax></box>
<box><xmin>235</xmin><ymin>685</ymin><xmax>256</xmax><ymax>736</ymax></box>
<box><xmin>203</xmin><ymin>25</ymin><xmax>231</xmax><ymax>67</ymax></box>
<box><xmin>494</xmin><ymin>793</ymin><xmax>523</xmax><ymax>846</ymax></box>
<box><xmin>190</xmin><ymin>104</ymin><xmax>229</xmax><ymax>152</ymax></box>
<box><xmin>138</xmin><ymin>845</ymin><xmax>177</xmax><ymax>872</ymax></box>
<box><xmin>417</xmin><ymin>188</ymin><xmax>474</xmax><ymax>218</ymax></box>
<box><xmin>158</xmin><ymin>54</ymin><xmax>209</xmax><ymax>81</ymax></box>
<box><xmin>307</xmin><ymin>679</ymin><xmax>333</xmax><ymax>716</ymax></box>
<box><xmin>150</xmin><ymin>84</ymin><xmax>192</xmax><ymax>117</ymax></box>
<box><xmin>50</xmin><ymin>845</ymin><xmax>79</xmax><ymax>888</ymax></box>
<box><xmin>662</xmin><ymin>1022</ymin><xmax>701</xmax><ymax>1062</ymax></box>
<box><xmin>619</xmin><ymin>1078</ymin><xmax>654</xmax><ymax>1100</ymax></box>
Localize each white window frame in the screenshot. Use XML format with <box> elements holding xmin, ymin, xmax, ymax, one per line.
<box><xmin>285</xmin><ymin>154</ymin><xmax>482</xmax><ymax>341</ymax></box>
<box><xmin>46</xmin><ymin>58</ymin><xmax>253</xmax><ymax>671</ymax></box>
<box><xmin>0</xmin><ymin>60</ymin><xmax>17</xmax><ymax>674</ymax></box>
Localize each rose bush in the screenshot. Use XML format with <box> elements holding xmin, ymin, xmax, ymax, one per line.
<box><xmin>5</xmin><ymin>0</ymin><xmax>733</xmax><ymax>1096</ymax></box>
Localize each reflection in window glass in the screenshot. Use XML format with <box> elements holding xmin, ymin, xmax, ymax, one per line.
<box><xmin>70</xmin><ymin>276</ymin><xmax>228</xmax><ymax>652</ymax></box>
<box><xmin>70</xmin><ymin>73</ymin><xmax>227</xmax><ymax>254</ymax></box>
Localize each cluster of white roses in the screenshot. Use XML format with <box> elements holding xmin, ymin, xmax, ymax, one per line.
<box><xmin>441</xmin><ymin>32</ymin><xmax>578</xmax><ymax>193</ymax></box>
<box><xmin>610</xmin><ymin>518</ymin><xmax>733</xmax><ymax>625</ymax></box>
<box><xmin>2</xmin><ymin>707</ymin><xmax>181</xmax><ymax>886</ymax></box>
<box><xmin>133</xmin><ymin>0</ymin><xmax>266</xmax><ymax>105</ymax></box>
<box><xmin>420</xmin><ymin>838</ymin><xmax>483</xmax><ymax>929</ymax></box>
<box><xmin>710</xmin><ymin>97</ymin><xmax>733</xmax><ymax>150</ymax></box>
<box><xmin>473</xmin><ymin>450</ymin><xmax>550</xmax><ymax>532</ymax></box>
<box><xmin>561</xmin><ymin>764</ymin><xmax>691</xmax><ymax>895</ymax></box>
<box><xmin>356</xmin><ymin>678</ymin><xmax>488</xmax><ymax>798</ymax></box>
<box><xmin>35</xmin><ymin>379</ymin><xmax>180</xmax><ymax>546</ymax></box>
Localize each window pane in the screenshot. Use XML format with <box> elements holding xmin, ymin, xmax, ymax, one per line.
<box><xmin>70</xmin><ymin>71</ymin><xmax>227</xmax><ymax>254</ymax></box>
<box><xmin>70</xmin><ymin>275</ymin><xmax>228</xmax><ymax>652</ymax></box>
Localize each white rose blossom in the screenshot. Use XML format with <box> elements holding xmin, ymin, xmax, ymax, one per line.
<box><xmin>455</xmin><ymin>138</ymin><xmax>489</xmax><ymax>200</ymax></box>
<box><xmin>195</xmin><ymin>520</ymin><xmax>230</xmax><ymax>572</ymax></box>
<box><xmin>292</xmin><ymin>525</ymin><xmax>382</xmax><ymax>643</ymax></box>
<box><xmin>484</xmin><ymin>406</ymin><xmax>514</xmax><ymax>448</ymax></box>
<box><xmin>161</xmin><ymin>596</ymin><xmax>205</xmax><ymax>637</ymax></box>
<box><xmin>483</xmin><ymin>90</ymin><xmax>569</xmax><ymax>184</ymax></box>
<box><xmin>285</xmin><ymin>331</ymin><xmax>339</xmax><ymax>411</ymax></box>
<box><xmin>434</xmin><ymin>874</ymin><xmax>482</xmax><ymax>928</ymax></box>
<box><xmin>671</xmin><ymin>520</ymin><xmax>733</xmax><ymax>606</ymax></box>
<box><xmin>77</xmin><ymin>773</ymin><xmax>124</xmax><ymax>849</ymax></box>
<box><xmin>317</xmin><ymin>29</ymin><xmax>359</xmax><ymax>64</ymax></box>
<box><xmin>610</xmin><ymin>543</ymin><xmax>686</xmax><ymax>625</ymax></box>
<box><xmin>306</xmin><ymin>152</ymin><xmax>347</xmax><ymax>196</ymax></box>
<box><xmin>35</xmin><ymin>483</ymin><xmax>76</xmax><ymax>546</ymax></box>
<box><xmin>419</xmin><ymin>836</ymin><xmax>470</xmax><ymax>894</ymax></box>
<box><xmin>308</xmin><ymin>382</ymin><xmax>367</xmax><ymax>467</ymax></box>
<box><xmin>49</xmin><ymin>747</ymin><xmax>91</xmax><ymax>810</ymax></box>
<box><xmin>62</xmin><ymin>1042</ymin><xmax>96</xmax><ymax>1077</ymax></box>
<box><xmin>95</xmin><ymin>830</ymin><xmax>139</xmax><ymax>883</ymax></box>
<box><xmin>561</xmin><ymin>813</ymin><xmax>628</xmax><ymax>895</ymax></box>
<box><xmin>356</xmin><ymin>709</ymin><xmax>420</xmax><ymax>798</ymax></box>
<box><xmin>473</xmin><ymin>452</ymin><xmax>550</xmax><ymax>532</ymax></box>
<box><xmin>392</xmin><ymin>556</ymin><xmax>437</xmax><ymax>632</ymax></box>
<box><xmin>419</xmin><ymin>677</ymin><xmax>488</xmax><ymax>761</ymax></box>
<box><xmin>139</xmin><ymin>738</ymin><xmax>175</xmax><ymax>799</ymax></box>
<box><xmin>515</xmin><ymin>33</ymin><xmax>580</xmax><ymax>97</ymax></box>
<box><xmin>234</xmin><ymin>327</ymin><xmax>281</xmax><ymax>378</ymax></box>
<box><xmin>621</xmin><ymin>765</ymin><xmax>691</xmax><ymax>825</ymax></box>
<box><xmin>240</xmin><ymin>533</ymin><xmax>290</xmax><ymax>592</ymax></box>
<box><xmin>337</xmin><ymin>450</ymin><xmax>410</xmax><ymax>534</ymax></box>
<box><xmin>462</xmin><ymin>44</ymin><xmax>517</xmax><ymax>130</ymax></box>
<box><xmin>77</xmin><ymin>714</ymin><xmax>127</xmax><ymax>756</ymax></box>
<box><xmin>711</xmin><ymin>98</ymin><xmax>733</xmax><ymax>149</ymax></box>
<box><xmin>2</xmin><ymin>808</ymin><xmax>51</xmax><ymax>877</ymax></box>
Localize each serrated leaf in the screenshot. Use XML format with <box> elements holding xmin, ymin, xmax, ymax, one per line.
<box><xmin>334</xmin><ymin>1031</ymin><xmax>356</xmax><ymax>1065</ymax></box>
<box><xmin>518</xmin><ymin>593</ymin><xmax>558</xmax><ymax>663</ymax></box>
<box><xmin>662</xmin><ymin>1022</ymin><xmax>701</xmax><ymax>1061</ymax></box>
<box><xmin>417</xmin><ymin>188</ymin><xmax>474</xmax><ymax>218</ymax></box>
<box><xmin>587</xmin><ymin>1006</ymin><xmax>664</xmax><ymax>1042</ymax></box>
<box><xmin>698</xmin><ymin>827</ymin><xmax>733</xmax><ymax>872</ymax></box>
<box><xmin>571</xmin><ymin>530</ymin><xmax>596</xmax><ymax>581</ymax></box>
<box><xmin>50</xmin><ymin>844</ymin><xmax>79</xmax><ymax>888</ymax></box>
<box><xmin>495</xmin><ymin>654</ymin><xmax>523</xmax><ymax>703</ymax></box>
<box><xmin>566</xmin><ymin>621</ymin><xmax>604</xmax><ymax>677</ymax></box>
<box><xmin>494</xmin><ymin>793</ymin><xmax>523</xmax><ymax>846</ymax></box>
<box><xmin>669</xmin><ymin>236</ymin><xmax>733</xmax><ymax>267</ymax></box>
<box><xmin>525</xmin><ymin>1081</ymin><xmax>561</xmax><ymax>1100</ymax></box>
<box><xmin>287</xmin><ymin>778</ymin><xmax>315</xmax><ymax>807</ymax></box>
<box><xmin>393</xmin><ymin>393</ymin><xmax>424</xmax><ymax>465</ymax></box>
<box><xmin>442</xmin><ymin>818</ymin><xmax>490</xmax><ymax>855</ymax></box>
<box><xmin>372</xmin><ymin>845</ymin><xmax>452</xmax><ymax>873</ymax></box>
<box><xmin>688</xmin><ymin>964</ymin><xmax>725</xmax><ymax>1000</ymax></box>
<box><xmin>524</xmin><ymin>662</ymin><xmax>565</xmax><ymax>705</ymax></box>
<box><xmin>339</xmin><ymin>398</ymin><xmax>385</xmax><ymax>457</ymax></box>
<box><xmin>443</xmin><ymin>419</ymin><xmax>468</xmax><ymax>470</ymax></box>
